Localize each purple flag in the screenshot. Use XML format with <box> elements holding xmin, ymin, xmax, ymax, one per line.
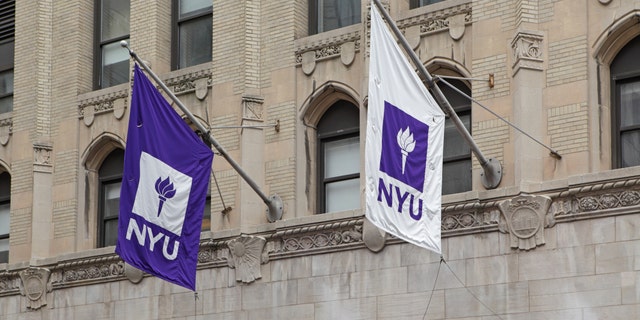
<box><xmin>116</xmin><ymin>64</ymin><xmax>213</xmax><ymax>291</ymax></box>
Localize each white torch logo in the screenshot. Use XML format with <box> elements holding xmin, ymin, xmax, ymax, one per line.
<box><xmin>396</xmin><ymin>127</ymin><xmax>415</xmax><ymax>174</ymax></box>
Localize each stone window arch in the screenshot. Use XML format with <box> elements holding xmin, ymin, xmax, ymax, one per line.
<box><xmin>300</xmin><ymin>81</ymin><xmax>361</xmax><ymax>214</ymax></box>
<box><xmin>593</xmin><ymin>10</ymin><xmax>640</xmax><ymax>169</ymax></box>
<box><xmin>81</xmin><ymin>133</ymin><xmax>125</xmax><ymax>248</ymax></box>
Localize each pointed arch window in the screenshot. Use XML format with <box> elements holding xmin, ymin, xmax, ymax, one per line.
<box><xmin>98</xmin><ymin>149</ymin><xmax>124</xmax><ymax>247</ymax></box>
<box><xmin>0</xmin><ymin>172</ymin><xmax>10</xmax><ymax>263</ymax></box>
<box><xmin>317</xmin><ymin>100</ymin><xmax>360</xmax><ymax>213</ymax></box>
<box><xmin>611</xmin><ymin>35</ymin><xmax>640</xmax><ymax>168</ymax></box>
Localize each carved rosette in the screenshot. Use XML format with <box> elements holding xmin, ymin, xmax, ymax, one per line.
<box><xmin>227</xmin><ymin>235</ymin><xmax>266</xmax><ymax>284</ymax></box>
<box><xmin>511</xmin><ymin>30</ymin><xmax>544</xmax><ymax>75</ymax></box>
<box><xmin>498</xmin><ymin>194</ymin><xmax>551</xmax><ymax>250</ymax></box>
<box><xmin>19</xmin><ymin>267</ymin><xmax>51</xmax><ymax>310</ymax></box>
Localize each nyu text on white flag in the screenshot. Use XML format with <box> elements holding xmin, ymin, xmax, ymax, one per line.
<box><xmin>365</xmin><ymin>2</ymin><xmax>445</xmax><ymax>254</ymax></box>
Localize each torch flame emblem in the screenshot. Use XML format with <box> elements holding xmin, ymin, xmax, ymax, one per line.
<box><xmin>396</xmin><ymin>127</ymin><xmax>415</xmax><ymax>174</ymax></box>
<box><xmin>154</xmin><ymin>177</ymin><xmax>176</xmax><ymax>217</ymax></box>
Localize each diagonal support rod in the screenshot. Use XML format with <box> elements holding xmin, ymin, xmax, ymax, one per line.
<box><xmin>121</xmin><ymin>41</ymin><xmax>283</xmax><ymax>222</ymax></box>
<box><xmin>372</xmin><ymin>0</ymin><xmax>502</xmax><ymax>189</ymax></box>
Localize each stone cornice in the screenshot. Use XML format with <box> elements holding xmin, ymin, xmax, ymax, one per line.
<box><xmin>2</xmin><ymin>173</ymin><xmax>640</xmax><ymax>294</ymax></box>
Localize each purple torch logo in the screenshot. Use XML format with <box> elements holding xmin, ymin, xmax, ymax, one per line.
<box><xmin>154</xmin><ymin>177</ymin><xmax>176</xmax><ymax>217</ymax></box>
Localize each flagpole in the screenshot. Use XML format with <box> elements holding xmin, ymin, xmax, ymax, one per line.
<box><xmin>371</xmin><ymin>0</ymin><xmax>503</xmax><ymax>189</ymax></box>
<box><xmin>120</xmin><ymin>41</ymin><xmax>283</xmax><ymax>222</ymax></box>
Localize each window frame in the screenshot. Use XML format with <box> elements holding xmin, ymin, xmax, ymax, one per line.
<box><xmin>0</xmin><ymin>172</ymin><xmax>10</xmax><ymax>264</ymax></box>
<box><xmin>0</xmin><ymin>0</ymin><xmax>15</xmax><ymax>114</ymax></box>
<box><xmin>410</xmin><ymin>0</ymin><xmax>446</xmax><ymax>9</ymax></box>
<box><xmin>93</xmin><ymin>0</ymin><xmax>130</xmax><ymax>90</ymax></box>
<box><xmin>611</xmin><ymin>73</ymin><xmax>640</xmax><ymax>168</ymax></box>
<box><xmin>316</xmin><ymin>100</ymin><xmax>360</xmax><ymax>213</ymax></box>
<box><xmin>308</xmin><ymin>0</ymin><xmax>361</xmax><ymax>35</ymax></box>
<box><xmin>437</xmin><ymin>78</ymin><xmax>473</xmax><ymax>195</ymax></box>
<box><xmin>97</xmin><ymin>149</ymin><xmax>124</xmax><ymax>248</ymax></box>
<box><xmin>171</xmin><ymin>0</ymin><xmax>213</xmax><ymax>70</ymax></box>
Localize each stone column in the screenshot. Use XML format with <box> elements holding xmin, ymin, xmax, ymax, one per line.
<box><xmin>239</xmin><ymin>95</ymin><xmax>266</xmax><ymax>229</ymax></box>
<box><xmin>31</xmin><ymin>142</ymin><xmax>53</xmax><ymax>260</ymax></box>
<box><xmin>511</xmin><ymin>30</ymin><xmax>545</xmax><ymax>187</ymax></box>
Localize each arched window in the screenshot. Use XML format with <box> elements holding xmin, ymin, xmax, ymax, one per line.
<box><xmin>0</xmin><ymin>171</ymin><xmax>10</xmax><ymax>263</ymax></box>
<box><xmin>98</xmin><ymin>148</ymin><xmax>124</xmax><ymax>247</ymax></box>
<box><xmin>611</xmin><ymin>35</ymin><xmax>640</xmax><ymax>168</ymax></box>
<box><xmin>317</xmin><ymin>100</ymin><xmax>360</xmax><ymax>213</ymax></box>
<box><xmin>438</xmin><ymin>78</ymin><xmax>472</xmax><ymax>194</ymax></box>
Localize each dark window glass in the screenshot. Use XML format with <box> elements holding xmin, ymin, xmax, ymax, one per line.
<box><xmin>410</xmin><ymin>0</ymin><xmax>446</xmax><ymax>9</ymax></box>
<box><xmin>95</xmin><ymin>0</ymin><xmax>130</xmax><ymax>89</ymax></box>
<box><xmin>317</xmin><ymin>100</ymin><xmax>360</xmax><ymax>213</ymax></box>
<box><xmin>0</xmin><ymin>1</ymin><xmax>15</xmax><ymax>114</ymax></box>
<box><xmin>309</xmin><ymin>0</ymin><xmax>360</xmax><ymax>35</ymax></box>
<box><xmin>611</xmin><ymin>35</ymin><xmax>640</xmax><ymax>168</ymax></box>
<box><xmin>173</xmin><ymin>0</ymin><xmax>212</xmax><ymax>69</ymax></box>
<box><xmin>0</xmin><ymin>172</ymin><xmax>10</xmax><ymax>263</ymax></box>
<box><xmin>98</xmin><ymin>149</ymin><xmax>124</xmax><ymax>247</ymax></box>
<box><xmin>437</xmin><ymin>79</ymin><xmax>472</xmax><ymax>194</ymax></box>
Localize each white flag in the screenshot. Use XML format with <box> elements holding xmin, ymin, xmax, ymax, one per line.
<box><xmin>365</xmin><ymin>3</ymin><xmax>445</xmax><ymax>254</ymax></box>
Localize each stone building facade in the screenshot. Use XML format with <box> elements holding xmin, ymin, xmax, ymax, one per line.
<box><xmin>1</xmin><ymin>0</ymin><xmax>640</xmax><ymax>319</ymax></box>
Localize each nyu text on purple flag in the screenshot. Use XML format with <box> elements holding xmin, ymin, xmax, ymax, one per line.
<box><xmin>365</xmin><ymin>2</ymin><xmax>445</xmax><ymax>254</ymax></box>
<box><xmin>116</xmin><ymin>64</ymin><xmax>213</xmax><ymax>291</ymax></box>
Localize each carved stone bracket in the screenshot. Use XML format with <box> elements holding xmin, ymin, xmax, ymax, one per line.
<box><xmin>396</xmin><ymin>2</ymin><xmax>472</xmax><ymax>42</ymax></box>
<box><xmin>19</xmin><ymin>267</ymin><xmax>51</xmax><ymax>310</ymax></box>
<box><xmin>242</xmin><ymin>95</ymin><xmax>264</xmax><ymax>121</ymax></box>
<box><xmin>227</xmin><ymin>235</ymin><xmax>266</xmax><ymax>284</ymax></box>
<box><xmin>498</xmin><ymin>194</ymin><xmax>552</xmax><ymax>250</ymax></box>
<box><xmin>511</xmin><ymin>30</ymin><xmax>544</xmax><ymax>75</ymax></box>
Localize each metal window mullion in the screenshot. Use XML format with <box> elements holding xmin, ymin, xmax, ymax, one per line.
<box><xmin>323</xmin><ymin>172</ymin><xmax>360</xmax><ymax>184</ymax></box>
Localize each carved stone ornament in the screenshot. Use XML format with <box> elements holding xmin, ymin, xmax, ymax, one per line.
<box><xmin>33</xmin><ymin>142</ymin><xmax>53</xmax><ymax>172</ymax></box>
<box><xmin>498</xmin><ymin>194</ymin><xmax>551</xmax><ymax>250</ymax></box>
<box><xmin>242</xmin><ymin>95</ymin><xmax>264</xmax><ymax>121</ymax></box>
<box><xmin>19</xmin><ymin>267</ymin><xmax>52</xmax><ymax>310</ymax></box>
<box><xmin>340</xmin><ymin>42</ymin><xmax>356</xmax><ymax>66</ymax></box>
<box><xmin>511</xmin><ymin>30</ymin><xmax>544</xmax><ymax>75</ymax></box>
<box><xmin>301</xmin><ymin>51</ymin><xmax>316</xmax><ymax>75</ymax></box>
<box><xmin>447</xmin><ymin>14</ymin><xmax>466</xmax><ymax>40</ymax></box>
<box><xmin>0</xmin><ymin>117</ymin><xmax>12</xmax><ymax>145</ymax></box>
<box><xmin>227</xmin><ymin>235</ymin><xmax>266</xmax><ymax>284</ymax></box>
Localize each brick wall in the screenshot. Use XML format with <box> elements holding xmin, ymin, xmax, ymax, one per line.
<box><xmin>547</xmin><ymin>35</ymin><xmax>588</xmax><ymax>87</ymax></box>
<box><xmin>547</xmin><ymin>103</ymin><xmax>588</xmax><ymax>154</ymax></box>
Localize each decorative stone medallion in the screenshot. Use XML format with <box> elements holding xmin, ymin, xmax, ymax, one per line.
<box><xmin>227</xmin><ymin>235</ymin><xmax>266</xmax><ymax>284</ymax></box>
<box><xmin>498</xmin><ymin>194</ymin><xmax>551</xmax><ymax>250</ymax></box>
<box><xmin>19</xmin><ymin>267</ymin><xmax>51</xmax><ymax>310</ymax></box>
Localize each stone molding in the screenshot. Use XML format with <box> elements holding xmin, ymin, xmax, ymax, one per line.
<box><xmin>397</xmin><ymin>2</ymin><xmax>472</xmax><ymax>37</ymax></box>
<box><xmin>295</xmin><ymin>31</ymin><xmax>361</xmax><ymax>75</ymax></box>
<box><xmin>77</xmin><ymin>67</ymin><xmax>213</xmax><ymax>126</ymax></box>
<box><xmin>2</xmin><ymin>176</ymin><xmax>640</xmax><ymax>295</ymax></box>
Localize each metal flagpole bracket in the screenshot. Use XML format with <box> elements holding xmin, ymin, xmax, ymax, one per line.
<box><xmin>480</xmin><ymin>158</ymin><xmax>502</xmax><ymax>190</ymax></box>
<box><xmin>121</xmin><ymin>41</ymin><xmax>284</xmax><ymax>222</ymax></box>
<box><xmin>266</xmin><ymin>194</ymin><xmax>283</xmax><ymax>222</ymax></box>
